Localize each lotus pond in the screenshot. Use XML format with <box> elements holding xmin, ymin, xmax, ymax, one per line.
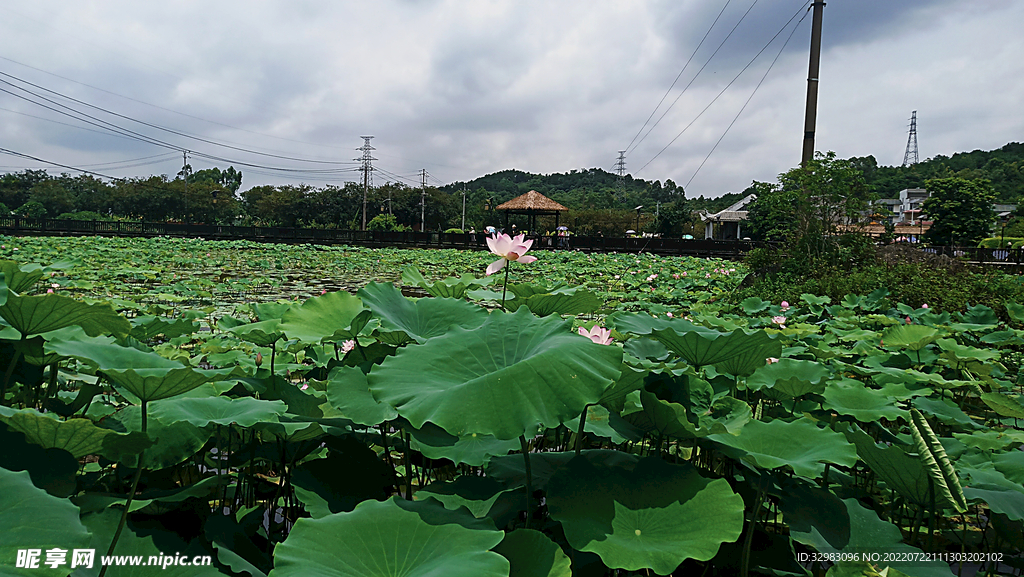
<box><xmin>1</xmin><ymin>234</ymin><xmax>1023</xmax><ymax>577</ymax></box>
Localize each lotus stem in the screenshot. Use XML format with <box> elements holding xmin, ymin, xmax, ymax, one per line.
<box><xmin>99</xmin><ymin>400</ymin><xmax>148</xmax><ymax>577</ymax></box>
<box><xmin>520</xmin><ymin>435</ymin><xmax>533</xmax><ymax>528</ymax></box>
<box><xmin>404</xmin><ymin>429</ymin><xmax>414</xmax><ymax>500</ymax></box>
<box><xmin>0</xmin><ymin>345</ymin><xmax>24</xmax><ymax>407</ymax></box>
<box><xmin>740</xmin><ymin>474</ymin><xmax>768</xmax><ymax>577</ymax></box>
<box><xmin>575</xmin><ymin>404</ymin><xmax>590</xmax><ymax>455</ymax></box>
<box><xmin>500</xmin><ymin>264</ymin><xmax>511</xmax><ymax>311</ymax></box>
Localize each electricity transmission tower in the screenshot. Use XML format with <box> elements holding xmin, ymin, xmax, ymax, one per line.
<box><xmin>614</xmin><ymin>151</ymin><xmax>627</xmax><ymax>194</ymax></box>
<box><xmin>356</xmin><ymin>136</ymin><xmax>376</xmax><ymax>230</ymax></box>
<box><xmin>902</xmin><ymin>111</ymin><xmax>919</xmax><ymax>167</ymax></box>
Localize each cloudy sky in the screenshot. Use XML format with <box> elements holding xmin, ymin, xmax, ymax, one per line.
<box><xmin>1</xmin><ymin>1</ymin><xmax>1021</xmax><ymax>198</ymax></box>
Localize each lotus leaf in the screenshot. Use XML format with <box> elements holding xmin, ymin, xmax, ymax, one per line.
<box><xmin>493</xmin><ymin>529</ymin><xmax>572</xmax><ymax>577</ymax></box>
<box><xmin>129</xmin><ymin>315</ymin><xmax>198</xmax><ymax>342</ymax></box>
<box><xmin>648</xmin><ymin>325</ymin><xmax>781</xmax><ymax>376</ymax></box>
<box><xmin>708</xmin><ymin>418</ymin><xmax>858</xmax><ymax>479</ymax></box>
<box><xmin>148</xmin><ymin>396</ymin><xmax>287</xmax><ymax>428</ymax></box>
<box><xmin>546</xmin><ymin>456</ymin><xmax>744</xmax><ymax>573</ymax></box>
<box><xmin>632</xmin><ymin>390</ymin><xmax>749</xmax><ymax>439</ymax></box>
<box><xmin>269</xmin><ymin>497</ymin><xmax>508</xmax><ymax>577</ymax></box>
<box><xmin>964</xmin><ymin>487</ymin><xmax>1024</xmax><ymax>521</ymax></box>
<box><xmin>565</xmin><ymin>403</ymin><xmax>641</xmax><ymax>443</ymax></box>
<box><xmin>486</xmin><ymin>449</ymin><xmax>639</xmax><ymax>491</ymax></box>
<box><xmin>980</xmin><ymin>392</ymin><xmax>1024</xmax><ymax>419</ymax></box>
<box><xmin>357</xmin><ymin>281</ymin><xmax>488</xmax><ymax>342</ymax></box>
<box><xmin>822</xmin><ymin>379</ymin><xmax>910</xmax><ymax>422</ymax></box>
<box><xmin>278</xmin><ymin>290</ymin><xmax>370</xmax><ymax>343</ymax></box>
<box><xmin>227</xmin><ymin>319</ymin><xmax>284</xmax><ymax>346</ymax></box>
<box><xmin>0</xmin><ymin>293</ymin><xmax>130</xmax><ymax>338</ymax></box>
<box><xmin>0</xmin><ymin>406</ymin><xmax>150</xmax><ymax>459</ymax></box>
<box><xmin>953</xmin><ymin>429</ymin><xmax>1024</xmax><ymax>452</ymax></box>
<box><xmin>740</xmin><ymin>297</ymin><xmax>771</xmax><ymax>314</ymax></box>
<box><xmin>745</xmin><ymin>358</ymin><xmax>830</xmax><ymax>398</ymax></box>
<box><xmin>909</xmin><ymin>408</ymin><xmax>967</xmax><ymax>513</ymax></box>
<box><xmin>841</xmin><ymin>424</ymin><xmax>941</xmax><ymax>508</ymax></box>
<box><xmin>416</xmin><ymin>476</ymin><xmax>509</xmax><ymax>518</ymax></box>
<box><xmin>325</xmin><ymin>366</ymin><xmax>398</xmax><ymax>426</ymax></box>
<box><xmin>936</xmin><ymin>338</ymin><xmax>1001</xmax><ymax>363</ymax></box>
<box><xmin>368</xmin><ymin>308</ymin><xmax>622</xmax><ymax>440</ymax></box>
<box><xmin>880</xmin><ymin>324</ymin><xmax>941</xmax><ymax>351</ymax></box>
<box><xmin>0</xmin><ymin>468</ymin><xmax>92</xmax><ymax>577</ymax></box>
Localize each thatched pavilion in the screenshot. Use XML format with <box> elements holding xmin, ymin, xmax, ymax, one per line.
<box><xmin>494</xmin><ymin>190</ymin><xmax>569</xmax><ymax>234</ymax></box>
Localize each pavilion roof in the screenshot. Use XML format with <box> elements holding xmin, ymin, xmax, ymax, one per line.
<box><xmin>495</xmin><ymin>190</ymin><xmax>569</xmax><ymax>212</ymax></box>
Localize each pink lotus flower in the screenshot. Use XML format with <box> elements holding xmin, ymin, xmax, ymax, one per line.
<box><xmin>781</xmin><ymin>301</ymin><xmax>790</xmax><ymax>310</ymax></box>
<box><xmin>341</xmin><ymin>339</ymin><xmax>356</xmax><ymax>354</ymax></box>
<box><xmin>666</xmin><ymin>312</ymin><xmax>673</xmax><ymax>318</ymax></box>
<box><xmin>485</xmin><ymin>233</ymin><xmax>537</xmax><ymax>275</ymax></box>
<box><xmin>922</xmin><ymin>304</ymin><xmax>929</xmax><ymax>309</ymax></box>
<box><xmin>906</xmin><ymin>316</ymin><xmax>912</xmax><ymax>324</ymax></box>
<box><xmin>46</xmin><ymin>288</ymin><xmax>54</xmax><ymax>294</ymax></box>
<box><xmin>578</xmin><ymin>326</ymin><xmax>614</xmax><ymax>345</ymax></box>
<box><xmin>681</xmin><ymin>271</ymin><xmax>687</xmax><ymax>277</ymax></box>
<box><xmin>766</xmin><ymin>357</ymin><xmax>780</xmax><ymax>364</ymax></box>
<box><xmin>300</xmin><ymin>383</ymin><xmax>309</xmax><ymax>391</ymax></box>
<box><xmin>771</xmin><ymin>316</ymin><xmax>787</xmax><ymax>329</ymax></box>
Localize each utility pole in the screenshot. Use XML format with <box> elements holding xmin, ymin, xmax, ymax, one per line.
<box><xmin>801</xmin><ymin>1</ymin><xmax>826</xmax><ymax>167</ymax></box>
<box><xmin>902</xmin><ymin>111</ymin><xmax>919</xmax><ymax>167</ymax></box>
<box><xmin>420</xmin><ymin>169</ymin><xmax>427</xmax><ymax>232</ymax></box>
<box><xmin>356</xmin><ymin>136</ymin><xmax>375</xmax><ymax>230</ymax></box>
<box><xmin>461</xmin><ymin>184</ymin><xmax>467</xmax><ymax>231</ymax></box>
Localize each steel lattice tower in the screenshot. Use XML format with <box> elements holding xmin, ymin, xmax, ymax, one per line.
<box><xmin>902</xmin><ymin>111</ymin><xmax>919</xmax><ymax>167</ymax></box>
<box><xmin>614</xmin><ymin>151</ymin><xmax>627</xmax><ymax>194</ymax></box>
<box><xmin>356</xmin><ymin>136</ymin><xmax>376</xmax><ymax>230</ymax></box>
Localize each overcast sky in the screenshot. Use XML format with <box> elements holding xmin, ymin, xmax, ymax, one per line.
<box><xmin>1</xmin><ymin>1</ymin><xmax>1021</xmax><ymax>198</ymax></box>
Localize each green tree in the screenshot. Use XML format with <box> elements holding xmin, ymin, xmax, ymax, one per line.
<box><xmin>921</xmin><ymin>177</ymin><xmax>996</xmax><ymax>246</ymax></box>
<box><xmin>653</xmin><ymin>200</ymin><xmax>693</xmax><ymax>237</ymax></box>
<box><xmin>27</xmin><ymin>180</ymin><xmax>76</xmax><ymax>217</ymax></box>
<box><xmin>743</xmin><ymin>181</ymin><xmax>797</xmax><ymax>242</ymax></box>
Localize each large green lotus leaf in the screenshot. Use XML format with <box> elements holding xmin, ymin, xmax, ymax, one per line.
<box><xmin>791</xmin><ymin>498</ymin><xmax>955</xmax><ymax>577</ymax></box>
<box><xmin>965</xmin><ymin>487</ymin><xmax>1024</xmax><ymax>521</ymax></box>
<box><xmin>779</xmin><ymin>477</ymin><xmax>851</xmax><ymax>550</ymax></box>
<box><xmin>913</xmin><ymin>396</ymin><xmax>983</xmax><ymax>430</ymax></box>
<box><xmin>0</xmin><ymin>260</ymin><xmax>44</xmax><ymax>294</ymax></box>
<box><xmin>740</xmin><ymin>297</ymin><xmax>772</xmax><ymax>315</ymax></box>
<box><xmin>357</xmin><ymin>281</ymin><xmax>488</xmax><ymax>343</ymax></box>
<box><xmin>980</xmin><ymin>392</ymin><xmax>1024</xmax><ymax>419</ymax></box>
<box><xmin>880</xmin><ymin>324</ymin><xmax>940</xmax><ymax>351</ymax></box>
<box><xmin>0</xmin><ymin>293</ymin><xmax>130</xmax><ymax>338</ymax></box>
<box><xmin>953</xmin><ymin>429</ymin><xmax>1024</xmax><ymax>452</ymax></box>
<box><xmin>708</xmin><ymin>418</ymin><xmax>858</xmax><ymax>479</ymax></box>
<box><xmin>597</xmin><ymin>362</ymin><xmax>647</xmax><ymax>413</ymax></box>
<box><xmin>74</xmin><ymin>508</ymin><xmax>223</xmax><ymax>577</ymax></box>
<box><xmin>269</xmin><ymin>497</ymin><xmax>507</xmax><ymax>577</ymax></box>
<box><xmin>486</xmin><ymin>449</ymin><xmax>639</xmax><ymax>491</ymax></box>
<box><xmin>148</xmin><ymin>396</ymin><xmax>287</xmax><ymax>428</ymax></box>
<box><xmin>129</xmin><ymin>315</ymin><xmax>198</xmax><ymax>342</ymax></box>
<box><xmin>546</xmin><ymin>456</ymin><xmax>744</xmax><ymax>573</ymax></box>
<box><xmin>46</xmin><ymin>335</ymin><xmax>231</xmax><ymax>402</ymax></box>
<box><xmin>368</xmin><ymin>308</ymin><xmax>622</xmax><ymax>440</ymax></box>
<box><xmin>631</xmin><ymin>390</ymin><xmax>749</xmax><ymax>439</ymax></box>
<box><xmin>992</xmin><ymin>451</ymin><xmax>1024</xmax><ymax>484</ymax></box>
<box><xmin>407</xmin><ymin>421</ymin><xmax>520</xmax><ymax>467</ymax></box>
<box><xmin>745</xmin><ymin>358</ymin><xmax>831</xmax><ymax>397</ymax></box>
<box><xmin>607</xmin><ymin>312</ymin><xmax>709</xmax><ymax>337</ymax></box>
<box><xmin>936</xmin><ymin>338</ymin><xmax>1001</xmax><ymax>363</ymax></box>
<box><xmin>822</xmin><ymin>379</ymin><xmax>910</xmax><ymax>422</ymax></box>
<box><xmin>325</xmin><ymin>366</ymin><xmax>398</xmax><ymax>427</ymax></box>
<box><xmin>0</xmin><ymin>406</ymin><xmax>150</xmax><ymax>459</ymax></box>
<box><xmin>0</xmin><ymin>425</ymin><xmax>79</xmax><ymax>497</ymax></box>
<box><xmin>278</xmin><ymin>291</ymin><xmax>369</xmax><ymax>344</ymax></box>
<box><xmin>622</xmin><ymin>337</ymin><xmax>670</xmax><ymax>361</ymax></box>
<box><xmin>493</xmin><ymin>529</ymin><xmax>572</xmax><ymax>577</ymax></box>
<box><xmin>0</xmin><ymin>467</ymin><xmax>92</xmax><ymax>577</ymax></box>
<box><xmin>416</xmin><ymin>476</ymin><xmax>510</xmax><ymax>518</ymax></box>
<box><xmin>513</xmin><ymin>288</ymin><xmax>603</xmax><ymax>317</ymax></box>
<box><xmin>227</xmin><ymin>319</ymin><xmax>283</xmax><ymax>346</ymax></box>
<box><xmin>649</xmin><ymin>325</ymin><xmax>781</xmax><ymax>375</ymax></box>
<box><xmin>254</xmin><ymin>421</ymin><xmax>325</xmax><ymax>444</ymax></box>
<box><xmin>839</xmin><ymin>423</ymin><xmax>937</xmax><ymax>508</ymax></box>
<box><xmin>565</xmin><ymin>403</ymin><xmax>642</xmax><ymax>443</ymax></box>
<box><xmin>111</xmin><ymin>406</ymin><xmax>213</xmax><ymax>470</ymax></box>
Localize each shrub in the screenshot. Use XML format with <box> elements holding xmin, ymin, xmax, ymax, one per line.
<box><xmin>56</xmin><ymin>211</ymin><xmax>114</xmax><ymax>221</ymax></box>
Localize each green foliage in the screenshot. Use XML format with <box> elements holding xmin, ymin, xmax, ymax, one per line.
<box><xmin>1</xmin><ymin>236</ymin><xmax>1022</xmax><ymax>576</ymax></box>
<box><xmin>15</xmin><ymin>200</ymin><xmax>47</xmax><ymax>218</ymax></box>
<box><xmin>922</xmin><ymin>177</ymin><xmax>998</xmax><ymax>245</ymax></box>
<box><xmin>367</xmin><ymin>213</ymin><xmax>411</xmax><ymax>231</ymax></box>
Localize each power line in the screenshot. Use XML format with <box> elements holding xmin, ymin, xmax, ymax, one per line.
<box><xmin>635</xmin><ymin>0</ymin><xmax>810</xmax><ymax>175</ymax></box>
<box><xmin>624</xmin><ymin>0</ymin><xmax>733</xmax><ymax>154</ymax></box>
<box><xmin>627</xmin><ymin>0</ymin><xmax>762</xmax><ymax>157</ymax></box>
<box><xmin>684</xmin><ymin>5</ymin><xmax>810</xmax><ymax>189</ymax></box>
<box><xmin>0</xmin><ymin>70</ymin><xmax>357</xmax><ymax>165</ymax></box>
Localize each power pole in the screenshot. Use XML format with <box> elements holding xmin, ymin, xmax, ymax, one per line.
<box><xmin>614</xmin><ymin>151</ymin><xmax>627</xmax><ymax>195</ymax></box>
<box><xmin>902</xmin><ymin>111</ymin><xmax>919</xmax><ymax>167</ymax></box>
<box><xmin>801</xmin><ymin>1</ymin><xmax>826</xmax><ymax>167</ymax></box>
<box><xmin>420</xmin><ymin>169</ymin><xmax>427</xmax><ymax>232</ymax></box>
<box><xmin>461</xmin><ymin>184</ymin><xmax>467</xmax><ymax>231</ymax></box>
<box><xmin>356</xmin><ymin>136</ymin><xmax>375</xmax><ymax>230</ymax></box>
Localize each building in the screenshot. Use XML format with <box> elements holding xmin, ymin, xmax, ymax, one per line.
<box><xmin>897</xmin><ymin>188</ymin><xmax>929</xmax><ymax>224</ymax></box>
<box><xmin>701</xmin><ymin>194</ymin><xmax>756</xmax><ymax>240</ymax></box>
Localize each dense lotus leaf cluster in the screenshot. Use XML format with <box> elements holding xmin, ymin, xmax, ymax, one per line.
<box><xmin>0</xmin><ymin>237</ymin><xmax>1022</xmax><ymax>576</ymax></box>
